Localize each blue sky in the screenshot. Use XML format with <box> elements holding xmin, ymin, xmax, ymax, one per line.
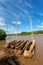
<box><xmin>0</xmin><ymin>0</ymin><xmax>43</xmax><ymax>34</ymax></box>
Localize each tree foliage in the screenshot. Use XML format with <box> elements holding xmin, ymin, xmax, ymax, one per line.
<box><xmin>0</xmin><ymin>29</ymin><xmax>7</xmax><ymax>40</ymax></box>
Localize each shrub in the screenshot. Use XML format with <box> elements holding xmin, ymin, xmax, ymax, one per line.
<box><xmin>0</xmin><ymin>29</ymin><xmax>7</xmax><ymax>40</ymax></box>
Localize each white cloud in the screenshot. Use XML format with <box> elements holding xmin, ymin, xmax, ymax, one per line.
<box><xmin>37</xmin><ymin>25</ymin><xmax>43</xmax><ymax>28</ymax></box>
<box><xmin>19</xmin><ymin>0</ymin><xmax>23</xmax><ymax>3</ymax></box>
<box><xmin>19</xmin><ymin>12</ymin><xmax>24</xmax><ymax>17</ymax></box>
<box><xmin>0</xmin><ymin>17</ymin><xmax>6</xmax><ymax>27</ymax></box>
<box><xmin>0</xmin><ymin>0</ymin><xmax>7</xmax><ymax>3</ymax></box>
<box><xmin>36</xmin><ymin>21</ymin><xmax>43</xmax><ymax>28</ymax></box>
<box><xmin>41</xmin><ymin>23</ymin><xmax>43</xmax><ymax>25</ymax></box>
<box><xmin>25</xmin><ymin>2</ymin><xmax>33</xmax><ymax>9</ymax></box>
<box><xmin>37</xmin><ymin>12</ymin><xmax>43</xmax><ymax>16</ymax></box>
<box><xmin>17</xmin><ymin>21</ymin><xmax>21</xmax><ymax>24</ymax></box>
<box><xmin>12</xmin><ymin>21</ymin><xmax>16</xmax><ymax>24</ymax></box>
<box><xmin>0</xmin><ymin>22</ymin><xmax>6</xmax><ymax>27</ymax></box>
<box><xmin>0</xmin><ymin>7</ymin><xmax>5</xmax><ymax>17</ymax></box>
<box><xmin>21</xmin><ymin>8</ymin><xmax>28</xmax><ymax>14</ymax></box>
<box><xmin>13</xmin><ymin>3</ymin><xmax>28</xmax><ymax>15</ymax></box>
<box><xmin>0</xmin><ymin>3</ymin><xmax>17</xmax><ymax>18</ymax></box>
<box><xmin>12</xmin><ymin>21</ymin><xmax>21</xmax><ymax>25</ymax></box>
<box><xmin>36</xmin><ymin>20</ymin><xmax>40</xmax><ymax>22</ymax></box>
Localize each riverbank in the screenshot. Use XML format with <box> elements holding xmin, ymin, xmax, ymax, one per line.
<box><xmin>7</xmin><ymin>34</ymin><xmax>43</xmax><ymax>37</ymax></box>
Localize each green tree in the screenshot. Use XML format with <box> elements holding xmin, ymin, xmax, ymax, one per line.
<box><xmin>0</xmin><ymin>29</ymin><xmax>7</xmax><ymax>40</ymax></box>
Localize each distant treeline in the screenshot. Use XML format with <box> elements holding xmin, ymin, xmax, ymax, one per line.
<box><xmin>8</xmin><ymin>30</ymin><xmax>43</xmax><ymax>36</ymax></box>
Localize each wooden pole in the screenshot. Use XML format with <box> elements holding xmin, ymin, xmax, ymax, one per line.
<box><xmin>16</xmin><ymin>21</ymin><xmax>18</xmax><ymax>41</ymax></box>
<box><xmin>6</xmin><ymin>21</ymin><xmax>10</xmax><ymax>43</ymax></box>
<box><xmin>28</xmin><ymin>16</ymin><xmax>33</xmax><ymax>40</ymax></box>
<box><xmin>12</xmin><ymin>25</ymin><xmax>14</xmax><ymax>41</ymax></box>
<box><xmin>16</xmin><ymin>15</ymin><xmax>19</xmax><ymax>41</ymax></box>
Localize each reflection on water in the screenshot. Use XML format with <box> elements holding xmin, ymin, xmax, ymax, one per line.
<box><xmin>5</xmin><ymin>37</ymin><xmax>10</xmax><ymax>43</ymax></box>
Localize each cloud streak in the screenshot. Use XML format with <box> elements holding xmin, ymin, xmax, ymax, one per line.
<box><xmin>12</xmin><ymin>21</ymin><xmax>21</xmax><ymax>25</ymax></box>
<box><xmin>37</xmin><ymin>12</ymin><xmax>43</xmax><ymax>16</ymax></box>
<box><xmin>41</xmin><ymin>23</ymin><xmax>43</xmax><ymax>25</ymax></box>
<box><xmin>0</xmin><ymin>0</ymin><xmax>43</xmax><ymax>33</ymax></box>
<box><xmin>37</xmin><ymin>25</ymin><xmax>43</xmax><ymax>28</ymax></box>
<box><xmin>0</xmin><ymin>17</ymin><xmax>6</xmax><ymax>27</ymax></box>
<box><xmin>25</xmin><ymin>2</ymin><xmax>33</xmax><ymax>9</ymax></box>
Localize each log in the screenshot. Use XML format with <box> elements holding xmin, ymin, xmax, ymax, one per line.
<box><xmin>6</xmin><ymin>41</ymin><xmax>16</xmax><ymax>48</ymax></box>
<box><xmin>19</xmin><ymin>41</ymin><xmax>27</xmax><ymax>50</ymax></box>
<box><xmin>30</xmin><ymin>40</ymin><xmax>35</xmax><ymax>52</ymax></box>
<box><xmin>18</xmin><ymin>41</ymin><xmax>29</xmax><ymax>55</ymax></box>
<box><xmin>10</xmin><ymin>40</ymin><xmax>23</xmax><ymax>49</ymax></box>
<box><xmin>26</xmin><ymin>41</ymin><xmax>32</xmax><ymax>50</ymax></box>
<box><xmin>23</xmin><ymin>40</ymin><xmax>35</xmax><ymax>58</ymax></box>
<box><xmin>15</xmin><ymin>40</ymin><xmax>24</xmax><ymax>47</ymax></box>
<box><xmin>15</xmin><ymin>41</ymin><xmax>27</xmax><ymax>50</ymax></box>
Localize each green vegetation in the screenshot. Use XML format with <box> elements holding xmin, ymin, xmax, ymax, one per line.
<box><xmin>33</xmin><ymin>30</ymin><xmax>43</xmax><ymax>34</ymax></box>
<box><xmin>20</xmin><ymin>30</ymin><xmax>43</xmax><ymax>35</ymax></box>
<box><xmin>0</xmin><ymin>29</ymin><xmax>7</xmax><ymax>40</ymax></box>
<box><xmin>8</xmin><ymin>30</ymin><xmax>43</xmax><ymax>36</ymax></box>
<box><xmin>20</xmin><ymin>32</ymin><xmax>31</xmax><ymax>35</ymax></box>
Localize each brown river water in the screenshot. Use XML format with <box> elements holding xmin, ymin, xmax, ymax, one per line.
<box><xmin>0</xmin><ymin>36</ymin><xmax>43</xmax><ymax>65</ymax></box>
